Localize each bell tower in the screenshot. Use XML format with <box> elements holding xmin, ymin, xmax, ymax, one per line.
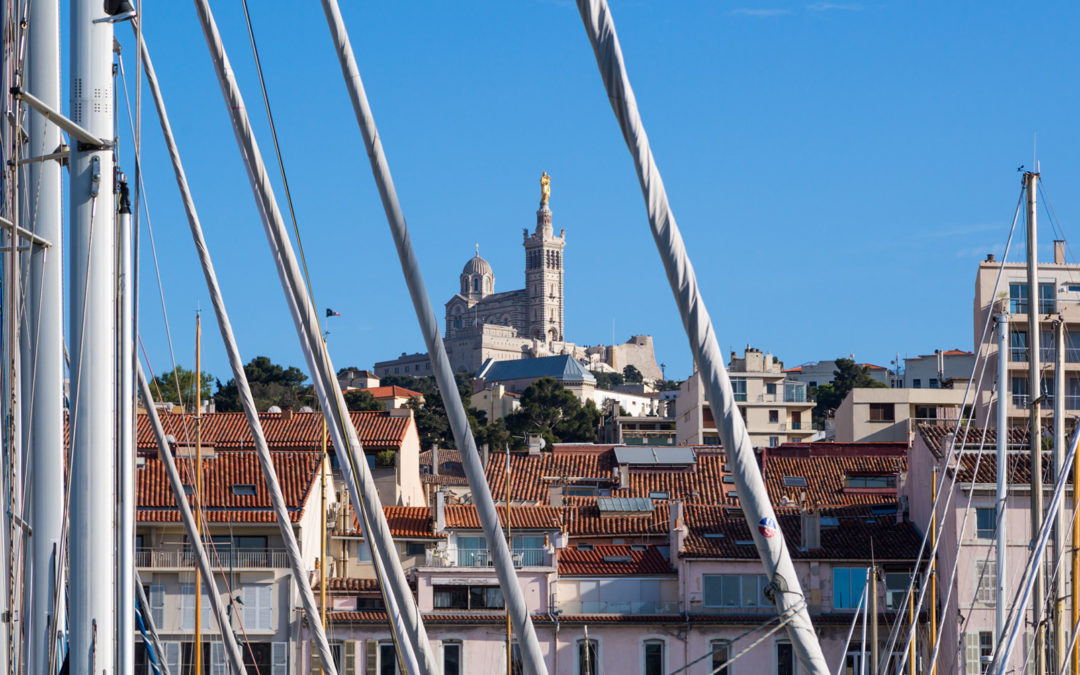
<box><xmin>524</xmin><ymin>172</ymin><xmax>566</xmax><ymax>342</ymax></box>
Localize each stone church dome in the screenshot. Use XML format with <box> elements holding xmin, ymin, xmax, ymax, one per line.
<box><xmin>462</xmin><ymin>253</ymin><xmax>492</xmax><ymax>277</ymax></box>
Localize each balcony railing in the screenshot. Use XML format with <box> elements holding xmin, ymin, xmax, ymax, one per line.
<box><xmin>136</xmin><ymin>548</ymin><xmax>288</xmax><ymax>569</ymax></box>
<box><xmin>559</xmin><ymin>599</ymin><xmax>681</xmax><ymax>615</ymax></box>
<box><xmin>426</xmin><ymin>548</ymin><xmax>548</xmax><ymax>568</ymax></box>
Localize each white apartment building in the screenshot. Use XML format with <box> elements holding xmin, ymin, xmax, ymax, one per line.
<box><xmin>784</xmin><ymin>359</ymin><xmax>891</xmax><ymax>388</ymax></box>
<box><xmin>833</xmin><ymin>387</ymin><xmax>969</xmax><ymax>443</ymax></box>
<box><xmin>973</xmin><ymin>247</ymin><xmax>1080</xmax><ymax>429</ymax></box>
<box><xmin>675</xmin><ymin>347</ymin><xmax>815</xmax><ymax>447</ymax></box>
<box><xmin>901</xmin><ymin>349</ymin><xmax>975</xmax><ymax>389</ymax></box>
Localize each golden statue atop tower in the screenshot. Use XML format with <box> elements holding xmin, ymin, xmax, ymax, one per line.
<box><xmin>540</xmin><ymin>171</ymin><xmax>551</xmax><ymax>205</ymax></box>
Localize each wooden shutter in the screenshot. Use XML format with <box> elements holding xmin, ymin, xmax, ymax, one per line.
<box><xmin>271</xmin><ymin>641</ymin><xmax>287</xmax><ymax>675</ymax></box>
<box><xmin>149</xmin><ymin>584</ymin><xmax>165</xmax><ymax>628</ymax></box>
<box><xmin>964</xmin><ymin>632</ymin><xmax>980</xmax><ymax>675</ymax></box>
<box><xmin>260</xmin><ymin>585</ymin><xmax>273</xmax><ymax>631</ymax></box>
<box><xmin>344</xmin><ymin>640</ymin><xmax>358</xmax><ymax>675</ymax></box>
<box><xmin>210</xmin><ymin>642</ymin><xmax>226</xmax><ymax>675</ymax></box>
<box><xmin>164</xmin><ymin>642</ymin><xmax>182</xmax><ymax>674</ymax></box>
<box><xmin>310</xmin><ymin>641</ymin><xmax>322</xmax><ymax>675</ymax></box>
<box><xmin>364</xmin><ymin>640</ymin><xmax>377</xmax><ymax>675</ymax></box>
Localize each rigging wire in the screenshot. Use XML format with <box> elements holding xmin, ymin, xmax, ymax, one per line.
<box><xmin>887</xmin><ymin>188</ymin><xmax>1023</xmax><ymax>673</ymax></box>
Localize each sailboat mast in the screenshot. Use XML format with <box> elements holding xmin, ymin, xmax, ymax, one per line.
<box><xmin>996</xmin><ymin>312</ymin><xmax>1009</xmax><ymax>641</ymax></box>
<box><xmin>117</xmin><ymin>179</ymin><xmax>135</xmax><ymax>675</ymax></box>
<box><xmin>194</xmin><ymin>311</ymin><xmax>203</xmax><ymax>675</ymax></box>
<box><xmin>68</xmin><ymin>0</ymin><xmax>118</xmax><ymax>669</ymax></box>
<box><xmin>24</xmin><ymin>0</ymin><xmax>65</xmax><ymax>671</ymax></box>
<box><xmin>1024</xmin><ymin>169</ymin><xmax>1046</xmax><ymax>675</ymax></box>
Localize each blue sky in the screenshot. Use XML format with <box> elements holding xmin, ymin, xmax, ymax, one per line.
<box><xmin>108</xmin><ymin>1</ymin><xmax>1080</xmax><ymax>386</ymax></box>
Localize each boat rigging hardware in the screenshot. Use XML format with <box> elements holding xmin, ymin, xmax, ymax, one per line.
<box><xmin>12</xmin><ymin>144</ymin><xmax>69</xmax><ymax>167</ymax></box>
<box><xmin>9</xmin><ymin>86</ymin><xmax>111</xmax><ymax>150</ymax></box>
<box><xmin>0</xmin><ymin>217</ymin><xmax>51</xmax><ymax>248</ymax></box>
<box><xmin>9</xmin><ymin>513</ymin><xmax>30</xmax><ymax>537</ymax></box>
<box><xmin>90</xmin><ymin>156</ymin><xmax>101</xmax><ymax>197</ymax></box>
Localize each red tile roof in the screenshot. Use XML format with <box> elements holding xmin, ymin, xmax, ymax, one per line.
<box><xmin>312</xmin><ymin>578</ymin><xmax>382</xmax><ymax>592</ymax></box>
<box><xmin>137</xmin><ymin>450</ymin><xmax>320</xmax><ymax>522</ymax></box>
<box><xmin>443</xmin><ymin>505</ymin><xmax>562</xmax><ymax>530</ymax></box>
<box><xmin>382</xmin><ymin>506</ymin><xmax>442</xmax><ymax>539</ymax></box>
<box><xmin>361</xmin><ymin>385</ymin><xmax>423</xmax><ymax>400</ymax></box>
<box><xmin>134</xmin><ymin>410</ymin><xmax>412</xmax><ymax>452</ymax></box>
<box><xmin>760</xmin><ymin>445</ymin><xmax>906</xmax><ymax>507</ymax></box>
<box><xmin>419</xmin><ymin>449</ymin><xmax>468</xmax><ymax>486</ymax></box>
<box><xmin>558</xmin><ymin>545</ymin><xmax>672</xmax><ymax>576</ymax></box>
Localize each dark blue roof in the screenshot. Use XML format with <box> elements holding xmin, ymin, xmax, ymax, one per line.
<box><xmin>477</xmin><ymin>355</ymin><xmax>596</xmax><ymax>384</ymax></box>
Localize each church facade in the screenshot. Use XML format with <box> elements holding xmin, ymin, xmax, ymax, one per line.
<box><xmin>373</xmin><ymin>174</ymin><xmax>661</xmax><ymax>381</ymax></box>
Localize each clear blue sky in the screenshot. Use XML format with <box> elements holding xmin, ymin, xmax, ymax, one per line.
<box><xmin>109</xmin><ymin>1</ymin><xmax>1080</xmax><ymax>386</ymax></box>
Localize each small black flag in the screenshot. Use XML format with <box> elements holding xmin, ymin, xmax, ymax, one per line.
<box><xmin>326</xmin><ymin>308</ymin><xmax>341</xmax><ymax>318</ymax></box>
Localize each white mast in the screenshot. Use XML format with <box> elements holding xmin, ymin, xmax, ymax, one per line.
<box><xmin>24</xmin><ymin>0</ymin><xmax>65</xmax><ymax>671</ymax></box>
<box><xmin>68</xmin><ymin>0</ymin><xmax>117</xmax><ymax>671</ymax></box>
<box><xmin>1024</xmin><ymin>169</ymin><xmax>1045</xmax><ymax>675</ymax></box>
<box><xmin>117</xmin><ymin>179</ymin><xmax>135</xmax><ymax>675</ymax></box>
<box><xmin>996</xmin><ymin>312</ymin><xmax>1009</xmax><ymax>641</ymax></box>
<box><xmin>1054</xmin><ymin>318</ymin><xmax>1067</xmax><ymax>670</ymax></box>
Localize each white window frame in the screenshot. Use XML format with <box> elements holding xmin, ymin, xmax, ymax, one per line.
<box><xmin>272</xmin><ymin>641</ymin><xmax>288</xmax><ymax>675</ymax></box>
<box><xmin>642</xmin><ymin>637</ymin><xmax>665</xmax><ymax>675</ymax></box>
<box><xmin>241</xmin><ymin>583</ymin><xmax>274</xmax><ymax>631</ymax></box>
<box><xmin>710</xmin><ymin>640</ymin><xmax>732</xmax><ymax>674</ymax></box>
<box><xmin>441</xmin><ymin>637</ymin><xmax>464</xmax><ymax>675</ymax></box>
<box><xmin>575</xmin><ymin>635</ymin><xmax>601</xmax><ymax>675</ymax></box>
<box><xmin>974</xmin><ymin>559</ymin><xmax>997</xmax><ymax>606</ymax></box>
<box><xmin>775</xmin><ymin>640</ymin><xmax>797</xmax><ymax>675</ymax></box>
<box><xmin>148</xmin><ymin>584</ymin><xmax>165</xmax><ymax>628</ymax></box>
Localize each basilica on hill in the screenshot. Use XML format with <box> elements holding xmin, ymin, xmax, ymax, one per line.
<box><xmin>373</xmin><ymin>173</ymin><xmax>661</xmax><ymax>381</ymax></box>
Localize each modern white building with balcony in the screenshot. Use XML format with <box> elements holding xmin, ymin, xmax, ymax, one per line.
<box><xmin>675</xmin><ymin>347</ymin><xmax>816</xmax><ymax>447</ymax></box>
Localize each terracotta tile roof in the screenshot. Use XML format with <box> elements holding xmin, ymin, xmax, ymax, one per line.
<box><xmin>137</xmin><ymin>450</ymin><xmax>320</xmax><ymax>522</ymax></box>
<box><xmin>134</xmin><ymin>410</ymin><xmax>412</xmax><ymax>452</ymax></box>
<box><xmin>563</xmin><ymin>503</ymin><xmax>670</xmax><ymax>537</ymax></box>
<box><xmin>486</xmin><ymin>449</ymin><xmax>735</xmax><ymax>505</ymax></box>
<box><xmin>942</xmin><ymin>349</ymin><xmax>973</xmax><ymax>356</ymax></box>
<box><xmin>951</xmin><ymin>451</ymin><xmax>1054</xmax><ymax>485</ymax></box>
<box><xmin>419</xmin><ymin>449</ymin><xmax>468</xmax><ymax>486</ymax></box>
<box><xmin>760</xmin><ymin>444</ymin><xmax>906</xmax><ymax>507</ymax></box>
<box><xmin>383</xmin><ymin>506</ymin><xmax>442</xmax><ymax>539</ymax></box>
<box><xmin>443</xmin><ymin>505</ymin><xmax>562</xmax><ymax>530</ymax></box>
<box><xmin>327</xmin><ymin>610</ymin><xmax>914</xmax><ymax>626</ymax></box>
<box><xmin>916</xmin><ymin>423</ymin><xmax>1047</xmax><ymax>456</ymax></box>
<box><xmin>361</xmin><ymin>385</ymin><xmax>423</xmax><ymax>400</ymax></box>
<box><xmin>680</xmin><ymin>505</ymin><xmax>923</xmax><ymax>561</ymax></box>
<box><xmin>557</xmin><ymin>545</ymin><xmax>672</xmax><ymax>576</ymax></box>
<box><xmin>312</xmin><ymin>578</ymin><xmax>382</xmax><ymax>592</ymax></box>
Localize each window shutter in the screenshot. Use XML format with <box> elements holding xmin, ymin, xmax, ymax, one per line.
<box><xmin>344</xmin><ymin>640</ymin><xmax>358</xmax><ymax>675</ymax></box>
<box><xmin>964</xmin><ymin>632</ymin><xmax>980</xmax><ymax>675</ymax></box>
<box><xmin>272</xmin><ymin>641</ymin><xmax>287</xmax><ymax>675</ymax></box>
<box><xmin>1025</xmin><ymin>632</ymin><xmax>1035</xmax><ymax>675</ymax></box>
<box><xmin>261</xmin><ymin>585</ymin><xmax>273</xmax><ymax>630</ymax></box>
<box><xmin>311</xmin><ymin>641</ymin><xmax>322</xmax><ymax>675</ymax></box>
<box><xmin>364</xmin><ymin>640</ymin><xmax>377</xmax><ymax>675</ymax></box>
<box><xmin>164</xmin><ymin>642</ymin><xmax>182</xmax><ymax>674</ymax></box>
<box><xmin>210</xmin><ymin>642</ymin><xmax>227</xmax><ymax>675</ymax></box>
<box><xmin>180</xmin><ymin>585</ymin><xmax>194</xmax><ymax>631</ymax></box>
<box><xmin>149</xmin><ymin>585</ymin><xmax>165</xmax><ymax>628</ymax></box>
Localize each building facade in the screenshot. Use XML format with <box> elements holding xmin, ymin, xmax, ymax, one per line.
<box><xmin>676</xmin><ymin>347</ymin><xmax>816</xmax><ymax>447</ymax></box>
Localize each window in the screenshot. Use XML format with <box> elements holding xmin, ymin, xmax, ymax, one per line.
<box><xmin>644</xmin><ymin>640</ymin><xmax>664</xmax><ymax>675</ymax></box>
<box><xmin>1012</xmin><ymin>376</ymin><xmax>1030</xmax><ymax>408</ymax></box>
<box><xmin>833</xmin><ymin>567</ymin><xmax>868</xmax><ymax>610</ymax></box>
<box><xmin>769</xmin><ymin>437</ymin><xmax>779</xmax><ymax>448</ymax></box>
<box><xmin>966</xmin><ymin>631</ymin><xmax>994</xmax><ymax>674</ymax></box>
<box><xmin>443</xmin><ymin>641</ymin><xmax>462</xmax><ymax>675</ymax></box>
<box><xmin>975</xmin><ymin>507</ymin><xmax>996</xmax><ymax>539</ymax></box>
<box><xmin>766</xmin><ymin>382</ymin><xmax>777</xmax><ymax>396</ymax></box>
<box><xmin>179</xmin><ymin>584</ymin><xmax>211</xmax><ymax>631</ymax></box>
<box><xmin>432</xmin><ymin>585</ymin><xmax>503</xmax><ymax>610</ymax></box>
<box><xmin>791</xmin><ymin>411</ymin><xmax>802</xmax><ymax>430</ymax></box>
<box><xmin>975</xmin><ymin>560</ymin><xmax>997</xmax><ymax>605</ymax></box>
<box><xmin>929</xmin><ymin>378</ymin><xmax>939</xmax><ymax>389</ymax></box>
<box><xmin>1010</xmin><ymin>282</ymin><xmax>1029</xmax><ymax>313</ymax></box>
<box><xmin>242</xmin><ymin>584</ymin><xmax>273</xmax><ymax>630</ymax></box>
<box><xmin>1068</xmin><ymin>332</ymin><xmax>1080</xmax><ymax>363</ymax></box>
<box><xmin>710</xmin><ymin>641</ymin><xmax>731</xmax><ymax>675</ymax></box>
<box><xmin>769</xmin><ymin>409</ymin><xmax>779</xmax><ymax>423</ymax></box>
<box><xmin>844</xmin><ymin>475</ymin><xmax>896</xmax><ymax>489</ymax></box>
<box><xmin>703</xmin><ymin>574</ymin><xmax>770</xmax><ymax>608</ymax></box>
<box><xmin>844</xmin><ymin>646</ymin><xmax>865</xmax><ymax>675</ymax></box>
<box><xmin>510</xmin><ymin>642</ymin><xmax>524</xmax><ymax>675</ymax></box>
<box><xmin>868</xmin><ymin>403</ymin><xmax>895</xmax><ymax>422</ymax></box>
<box><xmin>577</xmin><ymin>639</ymin><xmax>598</xmax><ymax>675</ymax></box>
<box><xmin>776</xmin><ymin>641</ymin><xmax>795</xmax><ymax>675</ymax></box>
<box><xmin>456</xmin><ymin>535</ymin><xmax>488</xmax><ymax>566</ymax></box>
<box><xmin>731</xmin><ymin>378</ymin><xmax>747</xmax><ymax>402</ymax></box>
<box><xmin>649</xmin><ymin>491</ymin><xmax>669</xmax><ymax>500</ymax></box>
<box><xmin>148</xmin><ymin>584</ymin><xmax>164</xmax><ymax>627</ymax></box>
<box><xmin>577</xmin><ymin>543</ymin><xmax>594</xmax><ymax>552</ymax></box>
<box><xmin>912</xmin><ymin>379</ymin><xmax>921</xmax><ymax>388</ymax></box>
<box><xmin>405</xmin><ymin>542</ymin><xmax>426</xmax><ymax>556</ymax></box>
<box><xmin>272</xmin><ymin>642</ymin><xmax>287</xmax><ymax>675</ymax></box>
<box><xmin>979</xmin><ymin>631</ymin><xmax>994</xmax><ymax>674</ymax></box>
<box><xmin>1040</xmin><ymin>282</ymin><xmax>1056</xmax><ymax>313</ymax></box>
<box><xmin>231</xmin><ymin>483</ymin><xmax>257</xmax><ymax>496</ymax></box>
<box><xmin>379</xmin><ymin>642</ymin><xmax>397</xmax><ymax>675</ymax></box>
<box><xmin>783</xmin><ymin>476</ymin><xmax>808</xmax><ymax>488</ymax></box>
<box><xmin>884</xmin><ymin>572</ymin><xmax>913</xmax><ymax>610</ymax></box>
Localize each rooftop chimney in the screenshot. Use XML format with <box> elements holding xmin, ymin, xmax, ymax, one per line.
<box><xmin>1055</xmin><ymin>240</ymin><xmax>1066</xmax><ymax>264</ymax></box>
<box><xmin>549</xmin><ymin>485</ymin><xmax>564</xmax><ymax>508</ymax></box>
<box><xmin>433</xmin><ymin>489</ymin><xmax>446</xmax><ymax>534</ymax></box>
<box><xmin>481</xmin><ymin>443</ymin><xmax>490</xmax><ymax>467</ymax></box>
<box><xmin>669</xmin><ymin>499</ymin><xmax>687</xmax><ymax>554</ymax></box>
<box><xmin>800</xmin><ymin>506</ymin><xmax>821</xmax><ymax>551</ymax></box>
<box><xmin>986</xmin><ymin>253</ymin><xmax>996</xmax><ymax>263</ymax></box>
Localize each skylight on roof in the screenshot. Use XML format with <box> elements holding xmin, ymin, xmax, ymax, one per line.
<box><xmin>577</xmin><ymin>543</ymin><xmax>594</xmax><ymax>552</ymax></box>
<box><xmin>703</xmin><ymin>533</ymin><xmax>726</xmax><ymax>539</ymax></box>
<box><xmin>782</xmin><ymin>476</ymin><xmax>808</xmax><ymax>488</ymax></box>
<box><xmin>821</xmin><ymin>517</ymin><xmax>840</xmax><ymax>528</ymax></box>
<box><xmin>648</xmin><ymin>491</ymin><xmax>669</xmax><ymax>500</ymax></box>
<box><xmin>597</xmin><ymin>497</ymin><xmax>655</xmax><ymax>514</ymax></box>
<box><xmin>630</xmin><ymin>544</ymin><xmax>647</xmax><ymax>551</ymax></box>
<box><xmin>232</xmin><ymin>484</ymin><xmax>257</xmax><ymax>496</ymax></box>
<box><xmin>722</xmin><ymin>476</ymin><xmax>734</xmax><ymax>484</ymax></box>
<box><xmin>602</xmin><ymin>555</ymin><xmax>633</xmax><ymax>563</ymax></box>
<box><xmin>735</xmin><ymin>540</ymin><xmax>754</xmax><ymax>546</ymax></box>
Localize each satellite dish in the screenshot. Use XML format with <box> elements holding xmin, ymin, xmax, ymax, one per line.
<box><xmin>299</xmin><ymin>406</ymin><xmax>314</xmax><ymax>413</ymax></box>
<box><xmin>267</xmin><ymin>405</ymin><xmax>283</xmax><ymax>414</ymax></box>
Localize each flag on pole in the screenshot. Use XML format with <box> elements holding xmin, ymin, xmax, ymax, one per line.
<box><xmin>326</xmin><ymin>308</ymin><xmax>341</xmax><ymax>318</ymax></box>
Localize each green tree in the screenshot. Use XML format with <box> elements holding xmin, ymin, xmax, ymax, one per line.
<box><xmin>811</xmin><ymin>358</ymin><xmax>887</xmax><ymax>424</ymax></box>
<box><xmin>656</xmin><ymin>379</ymin><xmax>682</xmax><ymax>392</ymax></box>
<box><xmin>592</xmin><ymin>371</ymin><xmax>624</xmax><ymax>389</ymax></box>
<box><xmin>622</xmin><ymin>365</ymin><xmax>644</xmax><ymax>383</ymax></box>
<box><xmin>149</xmin><ymin>365</ymin><xmax>214</xmax><ymax>406</ymax></box>
<box><xmin>344</xmin><ymin>389</ymin><xmax>383</xmax><ymax>412</ymax></box>
<box><xmin>506</xmin><ymin>377</ymin><xmax>600</xmax><ymax>446</ymax></box>
<box><xmin>213</xmin><ymin>356</ymin><xmax>311</xmax><ymax>412</ymax></box>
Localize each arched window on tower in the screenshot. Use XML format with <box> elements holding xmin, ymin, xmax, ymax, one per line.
<box><xmin>461</xmin><ymin>278</ymin><xmax>468</xmax><ymax>294</ymax></box>
<box><xmin>473</xmin><ymin>278</ymin><xmax>480</xmax><ymax>292</ymax></box>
